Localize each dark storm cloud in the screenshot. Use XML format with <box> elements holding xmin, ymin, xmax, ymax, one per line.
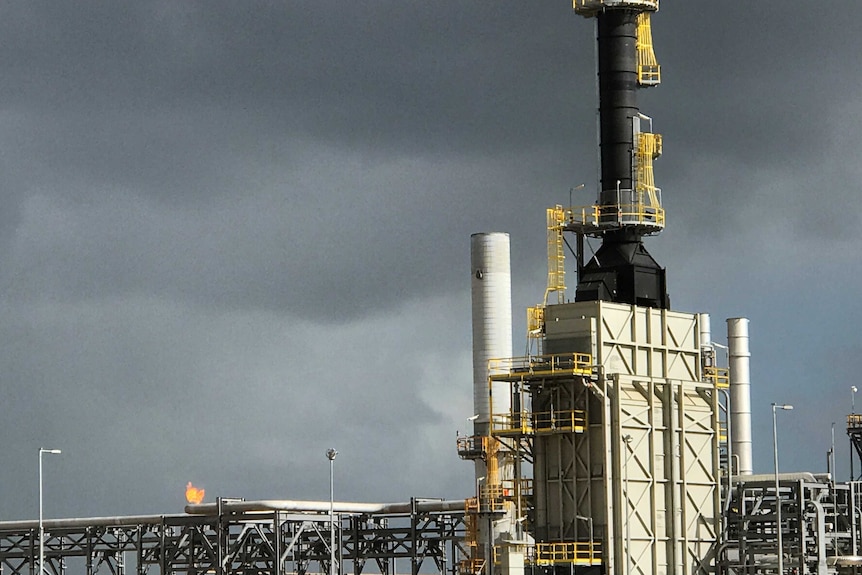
<box><xmin>1</xmin><ymin>2</ymin><xmax>587</xmax><ymax>164</ymax></box>
<box><xmin>0</xmin><ymin>1</ymin><xmax>594</xmax><ymax>319</ymax></box>
<box><xmin>646</xmin><ymin>2</ymin><xmax>862</xmax><ymax>243</ymax></box>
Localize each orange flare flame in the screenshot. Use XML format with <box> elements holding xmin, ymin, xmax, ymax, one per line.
<box><xmin>185</xmin><ymin>482</ymin><xmax>205</xmax><ymax>504</ymax></box>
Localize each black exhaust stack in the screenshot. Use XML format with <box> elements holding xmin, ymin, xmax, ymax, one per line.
<box><xmin>573</xmin><ymin>3</ymin><xmax>669</xmax><ymax>309</ymax></box>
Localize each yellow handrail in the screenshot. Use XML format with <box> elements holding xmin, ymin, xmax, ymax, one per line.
<box><xmin>564</xmin><ymin>204</ymin><xmax>665</xmax><ymax>230</ymax></box>
<box><xmin>704</xmin><ymin>366</ymin><xmax>730</xmax><ymax>388</ymax></box>
<box><xmin>488</xmin><ymin>353</ymin><xmax>593</xmax><ymax>379</ymax></box>
<box><xmin>532</xmin><ymin>542</ymin><xmax>603</xmax><ymax>565</ymax></box>
<box><xmin>490</xmin><ymin>410</ymin><xmax>587</xmax><ymax>435</ymax></box>
<box><xmin>458</xmin><ymin>558</ymin><xmax>486</xmax><ymax>575</ymax></box>
<box><xmin>636</xmin><ymin>12</ymin><xmax>661</xmax><ymax>85</ymax></box>
<box><xmin>456</xmin><ymin>435</ymin><xmax>489</xmax><ymax>459</ymax></box>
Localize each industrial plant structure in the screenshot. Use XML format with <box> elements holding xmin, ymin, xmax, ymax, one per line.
<box><xmin>1</xmin><ymin>2</ymin><xmax>861</xmax><ymax>575</ymax></box>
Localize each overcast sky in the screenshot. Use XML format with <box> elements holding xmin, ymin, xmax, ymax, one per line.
<box><xmin>1</xmin><ymin>1</ymin><xmax>861</xmax><ymax>522</ymax></box>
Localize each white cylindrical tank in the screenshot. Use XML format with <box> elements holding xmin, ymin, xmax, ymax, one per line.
<box><xmin>727</xmin><ymin>317</ymin><xmax>753</xmax><ymax>475</ymax></box>
<box><xmin>470</xmin><ymin>233</ymin><xmax>513</xmax><ymax>436</ymax></box>
<box><xmin>471</xmin><ymin>233</ymin><xmax>516</xmax><ymax>568</ymax></box>
<box><xmin>699</xmin><ymin>313</ymin><xmax>711</xmax><ymax>348</ymax></box>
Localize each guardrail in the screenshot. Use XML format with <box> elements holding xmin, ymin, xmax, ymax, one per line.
<box><xmin>488</xmin><ymin>353</ymin><xmax>592</xmax><ymax>380</ymax></box>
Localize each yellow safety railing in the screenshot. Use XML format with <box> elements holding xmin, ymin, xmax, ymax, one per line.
<box><xmin>465</xmin><ymin>497</ymin><xmax>478</xmax><ymax>514</ymax></box>
<box><xmin>617</xmin><ymin>202</ymin><xmax>665</xmax><ymax>226</ymax></box>
<box><xmin>490</xmin><ymin>410</ymin><xmax>587</xmax><ymax>435</ymax></box>
<box><xmin>848</xmin><ymin>413</ymin><xmax>862</xmax><ymax>430</ymax></box>
<box><xmin>456</xmin><ymin>435</ymin><xmax>489</xmax><ymax>460</ymax></box>
<box><xmin>636</xmin><ymin>132</ymin><xmax>662</xmax><ymax>211</ymax></box>
<box><xmin>488</xmin><ymin>353</ymin><xmax>593</xmax><ymax>380</ymax></box>
<box><xmin>532</xmin><ymin>542</ymin><xmax>602</xmax><ymax>566</ymax></box>
<box><xmin>491</xmin><ymin>412</ymin><xmax>533</xmax><ymax>435</ymax></box>
<box><xmin>564</xmin><ymin>203</ymin><xmax>665</xmax><ymax>230</ymax></box>
<box><xmin>458</xmin><ymin>558</ymin><xmax>486</xmax><ymax>575</ymax></box>
<box><xmin>467</xmin><ymin>484</ymin><xmax>507</xmax><ymax>515</ymax></box>
<box><xmin>636</xmin><ymin>12</ymin><xmax>661</xmax><ymax>85</ymax></box>
<box><xmin>533</xmin><ymin>409</ymin><xmax>587</xmax><ymax>433</ymax></box>
<box><xmin>704</xmin><ymin>366</ymin><xmax>730</xmax><ymax>388</ymax></box>
<box><xmin>527</xmin><ymin>306</ymin><xmax>544</xmax><ymax>339</ymax></box>
<box><xmin>719</xmin><ymin>421</ymin><xmax>728</xmax><ymax>442</ymax></box>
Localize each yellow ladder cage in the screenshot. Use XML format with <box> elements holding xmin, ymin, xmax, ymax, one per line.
<box><xmin>636</xmin><ymin>12</ymin><xmax>661</xmax><ymax>85</ymax></box>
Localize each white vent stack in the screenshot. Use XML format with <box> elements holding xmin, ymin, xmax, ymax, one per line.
<box><xmin>699</xmin><ymin>313</ymin><xmax>711</xmax><ymax>347</ymax></box>
<box><xmin>470</xmin><ymin>233</ymin><xmax>513</xmax><ymax>437</ymax></box>
<box><xmin>728</xmin><ymin>317</ymin><xmax>753</xmax><ymax>475</ymax></box>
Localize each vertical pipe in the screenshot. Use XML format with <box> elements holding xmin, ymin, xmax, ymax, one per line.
<box><xmin>728</xmin><ymin>318</ymin><xmax>753</xmax><ymax>475</ymax></box>
<box><xmin>470</xmin><ymin>233</ymin><xmax>513</xmax><ymax>438</ymax></box>
<box><xmin>772</xmin><ymin>406</ymin><xmax>784</xmax><ymax>575</ymax></box>
<box><xmin>699</xmin><ymin>313</ymin><xmax>711</xmax><ymax>348</ymax></box>
<box><xmin>597</xmin><ymin>9</ymin><xmax>639</xmax><ymax>206</ymax></box>
<box><xmin>470</xmin><ymin>233</ymin><xmax>513</xmax><ymax>564</ymax></box>
<box><xmin>39</xmin><ymin>453</ymin><xmax>44</xmax><ymax>575</ymax></box>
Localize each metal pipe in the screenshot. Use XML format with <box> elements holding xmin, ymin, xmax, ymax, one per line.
<box><xmin>470</xmin><ymin>232</ymin><xmax>512</xmax><ymax>438</ymax></box>
<box><xmin>470</xmin><ymin>232</ymin><xmax>513</xmax><ymax>566</ymax></box>
<box><xmin>184</xmin><ymin>498</ymin><xmax>468</xmax><ymax>516</ymax></box>
<box><xmin>0</xmin><ymin>498</ymin><xmax>468</xmax><ymax>532</ymax></box>
<box><xmin>719</xmin><ymin>389</ymin><xmax>734</xmax><ymax>518</ymax></box>
<box><xmin>728</xmin><ymin>318</ymin><xmax>753</xmax><ymax>475</ymax></box>
<box><xmin>699</xmin><ymin>313</ymin><xmax>711</xmax><ymax>348</ymax></box>
<box><xmin>0</xmin><ymin>515</ymin><xmax>182</xmax><ymax>531</ymax></box>
<box><xmin>597</xmin><ymin>9</ymin><xmax>639</xmax><ymax>208</ymax></box>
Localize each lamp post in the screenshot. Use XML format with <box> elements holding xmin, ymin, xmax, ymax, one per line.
<box><xmin>853</xmin><ymin>387</ymin><xmax>859</xmax><ymax>481</ymax></box>
<box><xmin>772</xmin><ymin>404</ymin><xmax>793</xmax><ymax>575</ymax></box>
<box><xmin>39</xmin><ymin>448</ymin><xmax>61</xmax><ymax>575</ymax></box>
<box><xmin>326</xmin><ymin>448</ymin><xmax>338</xmax><ymax>575</ymax></box>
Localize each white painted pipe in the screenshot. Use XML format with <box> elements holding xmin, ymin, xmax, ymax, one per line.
<box><xmin>470</xmin><ymin>233</ymin><xmax>515</xmax><ymax>567</ymax></box>
<box><xmin>728</xmin><ymin>317</ymin><xmax>753</xmax><ymax>475</ymax></box>
<box><xmin>0</xmin><ymin>499</ymin><xmax>469</xmax><ymax>531</ymax></box>
<box><xmin>185</xmin><ymin>499</ymin><xmax>467</xmax><ymax>515</ymax></box>
<box><xmin>470</xmin><ymin>233</ymin><xmax>513</xmax><ymax>436</ymax></box>
<box><xmin>699</xmin><ymin>313</ymin><xmax>711</xmax><ymax>348</ymax></box>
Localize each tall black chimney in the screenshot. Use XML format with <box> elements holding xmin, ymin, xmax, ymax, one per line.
<box><xmin>570</xmin><ymin>1</ymin><xmax>669</xmax><ymax>309</ymax></box>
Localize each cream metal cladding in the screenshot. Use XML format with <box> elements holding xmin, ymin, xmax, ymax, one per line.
<box><xmin>540</xmin><ymin>301</ymin><xmax>720</xmax><ymax>575</ymax></box>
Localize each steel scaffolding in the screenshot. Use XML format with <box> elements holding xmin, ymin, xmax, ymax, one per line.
<box><xmin>0</xmin><ymin>499</ymin><xmax>467</xmax><ymax>575</ymax></box>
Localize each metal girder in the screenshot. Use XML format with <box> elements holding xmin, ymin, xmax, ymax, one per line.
<box><xmin>0</xmin><ymin>503</ymin><xmax>467</xmax><ymax>575</ymax></box>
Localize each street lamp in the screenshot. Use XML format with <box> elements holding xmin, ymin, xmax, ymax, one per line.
<box><xmin>853</xmin><ymin>386</ymin><xmax>858</xmax><ymax>414</ymax></box>
<box><xmin>326</xmin><ymin>448</ymin><xmax>338</xmax><ymax>575</ymax></box>
<box><xmin>39</xmin><ymin>448</ymin><xmax>61</xmax><ymax>575</ymax></box>
<box><xmin>772</xmin><ymin>404</ymin><xmax>793</xmax><ymax>575</ymax></box>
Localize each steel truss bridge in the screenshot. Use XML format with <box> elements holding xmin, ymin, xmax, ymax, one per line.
<box><xmin>0</xmin><ymin>499</ymin><xmax>468</xmax><ymax>575</ymax></box>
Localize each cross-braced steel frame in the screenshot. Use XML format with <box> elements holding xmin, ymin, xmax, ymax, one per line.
<box><xmin>0</xmin><ymin>500</ymin><xmax>468</xmax><ymax>575</ymax></box>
